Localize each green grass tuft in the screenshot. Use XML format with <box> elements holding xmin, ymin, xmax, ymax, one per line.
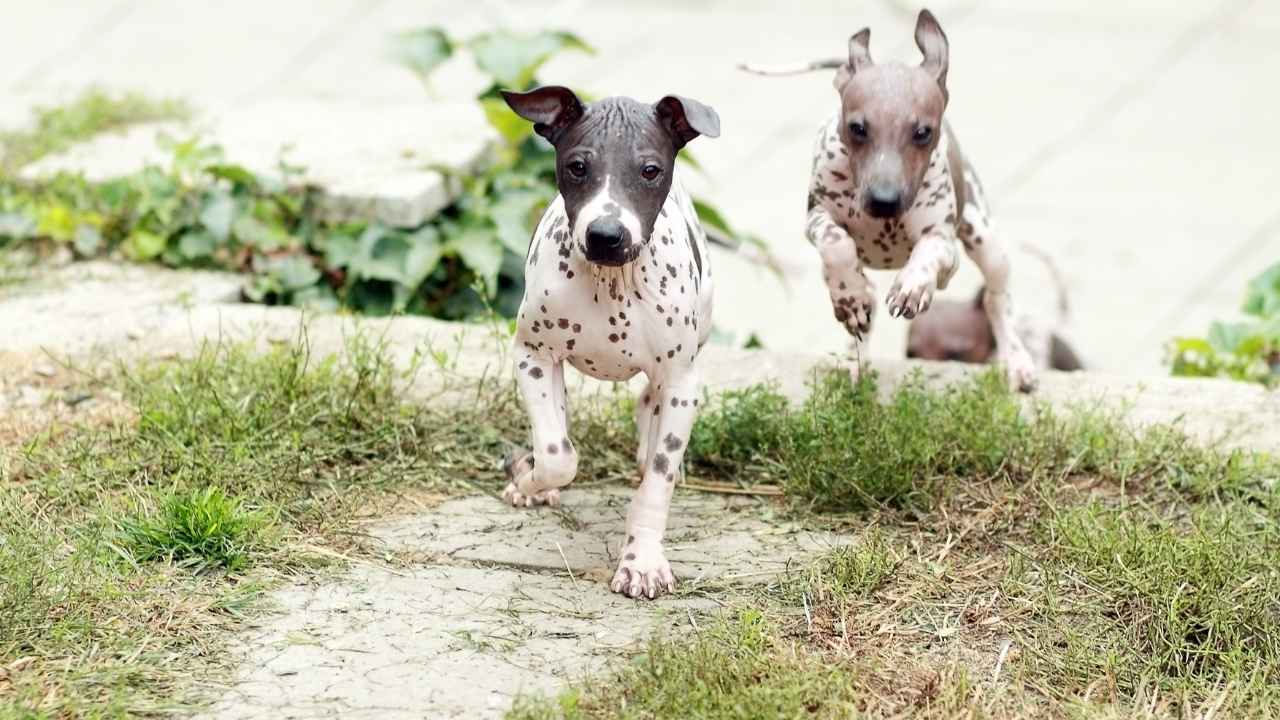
<box><xmin>787</xmin><ymin>530</ymin><xmax>897</xmax><ymax>606</ymax></box>
<box><xmin>120</xmin><ymin>487</ymin><xmax>263</xmax><ymax>572</ymax></box>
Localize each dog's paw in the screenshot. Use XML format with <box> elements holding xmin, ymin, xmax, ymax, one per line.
<box><xmin>831</xmin><ymin>293</ymin><xmax>873</xmax><ymax>339</ymax></box>
<box><xmin>610</xmin><ymin>540</ymin><xmax>675</xmax><ymax>600</ymax></box>
<box><xmin>1001</xmin><ymin>347</ymin><xmax>1038</xmax><ymax>393</ymax></box>
<box><xmin>501</xmin><ymin>482</ymin><xmax>561</xmax><ymax>508</ymax></box>
<box><xmin>886</xmin><ymin>268</ymin><xmax>936</xmax><ymax>320</ymax></box>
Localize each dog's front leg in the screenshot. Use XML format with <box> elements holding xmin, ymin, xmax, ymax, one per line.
<box><xmin>808</xmin><ymin>205</ymin><xmax>876</xmax><ymax>383</ymax></box>
<box><xmin>504</xmin><ymin>346</ymin><xmax>578</xmax><ymax>507</ymax></box>
<box><xmin>611</xmin><ymin>371</ymin><xmax>699</xmax><ymax>599</ymax></box>
<box><xmin>886</xmin><ymin>232</ymin><xmax>959</xmax><ymax>320</ymax></box>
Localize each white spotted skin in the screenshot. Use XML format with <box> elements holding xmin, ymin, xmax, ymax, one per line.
<box><xmin>505</xmin><ymin>172</ymin><xmax>713</xmax><ymax>600</ymax></box>
<box><xmin>807</xmin><ymin>113</ymin><xmax>1037</xmax><ymax>391</ymax></box>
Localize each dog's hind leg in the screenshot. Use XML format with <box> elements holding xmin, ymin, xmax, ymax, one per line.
<box><xmin>504</xmin><ymin>347</ymin><xmax>579</xmax><ymax>507</ymax></box>
<box><xmin>958</xmin><ymin>204</ymin><xmax>1037</xmax><ymax>392</ymax></box>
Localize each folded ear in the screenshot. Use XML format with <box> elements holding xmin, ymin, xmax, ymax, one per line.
<box><xmin>915</xmin><ymin>9</ymin><xmax>950</xmax><ymax>103</ymax></box>
<box><xmin>836</xmin><ymin>28</ymin><xmax>873</xmax><ymax>89</ymax></box>
<box><xmin>654</xmin><ymin>95</ymin><xmax>721</xmax><ymax>150</ymax></box>
<box><xmin>500</xmin><ymin>85</ymin><xmax>585</xmax><ymax>144</ymax></box>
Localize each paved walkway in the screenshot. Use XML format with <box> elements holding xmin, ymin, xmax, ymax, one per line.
<box><xmin>2</xmin><ymin>0</ymin><xmax>1277</xmax><ymax>373</ymax></box>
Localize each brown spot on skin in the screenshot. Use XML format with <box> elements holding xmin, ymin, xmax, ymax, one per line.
<box><xmin>547</xmin><ymin>443</ymin><xmax>559</xmax><ymax>455</ymax></box>
<box><xmin>572</xmin><ymin>323</ymin><xmax>582</xmax><ymax>333</ymax></box>
<box><xmin>558</xmin><ymin>318</ymin><xmax>569</xmax><ymax>329</ymax></box>
<box><xmin>519</xmin><ymin>361</ymin><xmax>528</xmax><ymax>369</ymax></box>
<box><xmin>666</xmin><ymin>473</ymin><xmax>675</xmax><ymax>483</ymax></box>
<box><xmin>566</xmin><ymin>339</ymin><xmax>576</xmax><ymax>350</ymax></box>
<box><xmin>627</xmin><ymin>535</ymin><xmax>635</xmax><ymax>545</ymax></box>
<box><xmin>653</xmin><ymin>453</ymin><xmax>669</xmax><ymax>474</ymax></box>
<box><xmin>609</xmin><ymin>333</ymin><xmax>619</xmax><ymax>343</ymax></box>
<box><xmin>670</xmin><ymin>398</ymin><xmax>678</xmax><ymax>408</ymax></box>
<box><xmin>664</xmin><ymin>433</ymin><xmax>683</xmax><ymax>452</ymax></box>
<box><xmin>529</xmin><ymin>367</ymin><xmax>544</xmax><ymax>379</ymax></box>
<box><xmin>562</xmin><ymin>438</ymin><xmax>572</xmax><ymax>453</ymax></box>
<box><xmin>625</xmin><ymin>553</ymin><xmax>636</xmax><ymax>561</ymax></box>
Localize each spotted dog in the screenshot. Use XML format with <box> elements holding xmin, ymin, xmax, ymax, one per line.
<box><xmin>499</xmin><ymin>85</ymin><xmax>720</xmax><ymax>600</ymax></box>
<box><xmin>743</xmin><ymin>9</ymin><xmax>1037</xmax><ymax>391</ymax></box>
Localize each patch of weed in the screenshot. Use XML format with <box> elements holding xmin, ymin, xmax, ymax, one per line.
<box><xmin>120</xmin><ymin>487</ymin><xmax>264</xmax><ymax>572</ymax></box>
<box><xmin>782</xmin><ymin>530</ymin><xmax>897</xmax><ymax>607</ymax></box>
<box><xmin>0</xmin><ymin>88</ymin><xmax>190</xmax><ymax>173</ymax></box>
<box><xmin>1025</xmin><ymin>503</ymin><xmax>1280</xmax><ymax>703</ymax></box>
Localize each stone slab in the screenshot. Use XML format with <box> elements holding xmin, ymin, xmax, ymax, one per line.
<box><xmin>19</xmin><ymin>98</ymin><xmax>497</xmax><ymax>229</ymax></box>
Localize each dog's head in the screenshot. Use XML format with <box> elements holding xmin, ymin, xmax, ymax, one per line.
<box><xmin>501</xmin><ymin>86</ymin><xmax>720</xmax><ymax>267</ymax></box>
<box><xmin>905</xmin><ymin>289</ymin><xmax>995</xmax><ymax>364</ymax></box>
<box><xmin>834</xmin><ymin>9</ymin><xmax>950</xmax><ymax>219</ymax></box>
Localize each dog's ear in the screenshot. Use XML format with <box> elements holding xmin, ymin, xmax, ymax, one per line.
<box><xmin>915</xmin><ymin>9</ymin><xmax>950</xmax><ymax>103</ymax></box>
<box><xmin>655</xmin><ymin>95</ymin><xmax>721</xmax><ymax>150</ymax></box>
<box><xmin>836</xmin><ymin>28</ymin><xmax>873</xmax><ymax>89</ymax></box>
<box><xmin>500</xmin><ymin>86</ymin><xmax>585</xmax><ymax>145</ymax></box>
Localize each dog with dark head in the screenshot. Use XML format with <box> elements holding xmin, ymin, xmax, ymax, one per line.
<box><xmin>499</xmin><ymin>86</ymin><xmax>720</xmax><ymax>599</ymax></box>
<box><xmin>743</xmin><ymin>9</ymin><xmax>1038</xmax><ymax>391</ymax></box>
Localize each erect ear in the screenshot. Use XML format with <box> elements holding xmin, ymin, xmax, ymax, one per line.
<box><xmin>500</xmin><ymin>85</ymin><xmax>585</xmax><ymax>145</ymax></box>
<box><xmin>835</xmin><ymin>28</ymin><xmax>873</xmax><ymax>89</ymax></box>
<box><xmin>654</xmin><ymin>95</ymin><xmax>721</xmax><ymax>150</ymax></box>
<box><xmin>915</xmin><ymin>9</ymin><xmax>950</xmax><ymax>103</ymax></box>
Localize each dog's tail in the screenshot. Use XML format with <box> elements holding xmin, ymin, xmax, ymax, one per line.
<box><xmin>702</xmin><ymin>226</ymin><xmax>789</xmax><ymax>281</ymax></box>
<box><xmin>738</xmin><ymin>59</ymin><xmax>845</xmax><ymax>76</ymax></box>
<box><xmin>1019</xmin><ymin>244</ymin><xmax>1070</xmax><ymax>324</ymax></box>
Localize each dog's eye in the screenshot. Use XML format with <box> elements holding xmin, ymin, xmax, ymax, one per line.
<box><xmin>912</xmin><ymin>125</ymin><xmax>934</xmax><ymax>146</ymax></box>
<box><xmin>848</xmin><ymin>121</ymin><xmax>868</xmax><ymax>142</ymax></box>
<box><xmin>566</xmin><ymin>160</ymin><xmax>588</xmax><ymax>178</ymax></box>
<box><xmin>640</xmin><ymin>164</ymin><xmax>662</xmax><ymax>181</ymax></box>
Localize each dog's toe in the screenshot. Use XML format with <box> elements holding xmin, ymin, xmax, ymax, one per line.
<box><xmin>501</xmin><ymin>482</ymin><xmax>560</xmax><ymax>508</ymax></box>
<box><xmin>610</xmin><ymin>542</ymin><xmax>675</xmax><ymax>600</ymax></box>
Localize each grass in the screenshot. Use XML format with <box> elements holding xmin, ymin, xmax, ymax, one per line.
<box><xmin>119</xmin><ymin>487</ymin><xmax>265</xmax><ymax>573</ymax></box>
<box><xmin>3</xmin><ymin>336</ymin><xmax>1279</xmax><ymax>717</ymax></box>
<box><xmin>0</xmin><ymin>89</ymin><xmax>190</xmax><ymax>174</ymax></box>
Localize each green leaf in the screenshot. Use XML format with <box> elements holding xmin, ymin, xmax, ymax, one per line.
<box><xmin>206</xmin><ymin>164</ymin><xmax>259</xmax><ymax>189</ymax></box>
<box><xmin>232</xmin><ymin>215</ymin><xmax>289</xmax><ymax>251</ymax></box>
<box><xmin>177</xmin><ymin>230</ymin><xmax>216</xmax><ymax>260</ymax></box>
<box><xmin>488</xmin><ymin>189</ymin><xmax>545</xmax><ymax>256</ymax></box>
<box><xmin>37</xmin><ymin>203</ymin><xmax>77</xmax><ymax>241</ymax></box>
<box><xmin>402</xmin><ymin>226</ymin><xmax>444</xmax><ymax>288</ymax></box>
<box><xmin>352</xmin><ymin>226</ymin><xmax>409</xmax><ymax>283</ymax></box>
<box><xmin>1207</xmin><ymin>321</ymin><xmax>1254</xmax><ymax>354</ymax></box>
<box><xmin>390</xmin><ymin>28</ymin><xmax>455</xmax><ymax>81</ymax></box>
<box><xmin>291</xmin><ymin>284</ymin><xmax>339</xmax><ymax>312</ymax></box>
<box><xmin>447</xmin><ymin>225</ymin><xmax>504</xmax><ymax>294</ymax></box>
<box><xmin>200</xmin><ymin>192</ymin><xmax>236</xmax><ymax>241</ymax></box>
<box><xmin>1242</xmin><ymin>261</ymin><xmax>1280</xmax><ymax>318</ymax></box>
<box><xmin>128</xmin><ymin>230</ymin><xmax>167</xmax><ymax>261</ymax></box>
<box><xmin>321</xmin><ymin>232</ymin><xmax>360</xmax><ymax>269</ymax></box>
<box><xmin>264</xmin><ymin>254</ymin><xmax>321</xmax><ymax>291</ymax></box>
<box><xmin>467</xmin><ymin>30</ymin><xmax>593</xmax><ymax>89</ymax></box>
<box><xmin>480</xmin><ymin>97</ymin><xmax>536</xmax><ymax>147</ymax></box>
<box><xmin>73</xmin><ymin>224</ymin><xmax>103</xmax><ymax>257</ymax></box>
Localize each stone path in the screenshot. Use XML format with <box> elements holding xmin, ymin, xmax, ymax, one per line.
<box><xmin>5</xmin><ymin>263</ymin><xmax>1280</xmax><ymax>718</ymax></box>
<box><xmin>203</xmin><ymin>487</ymin><xmax>838</xmax><ymax>720</ymax></box>
<box><xmin>3</xmin><ymin>0</ymin><xmax>1278</xmax><ymax>374</ymax></box>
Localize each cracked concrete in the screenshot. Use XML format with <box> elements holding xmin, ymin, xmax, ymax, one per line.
<box><xmin>200</xmin><ymin>487</ymin><xmax>836</xmax><ymax>720</ymax></box>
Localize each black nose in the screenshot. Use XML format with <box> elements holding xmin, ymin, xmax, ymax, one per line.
<box><xmin>866</xmin><ymin>187</ymin><xmax>903</xmax><ymax>218</ymax></box>
<box><xmin>585</xmin><ymin>218</ymin><xmax>630</xmax><ymax>265</ymax></box>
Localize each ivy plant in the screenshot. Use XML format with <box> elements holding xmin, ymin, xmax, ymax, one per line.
<box><xmin>1168</xmin><ymin>261</ymin><xmax>1280</xmax><ymax>388</ymax></box>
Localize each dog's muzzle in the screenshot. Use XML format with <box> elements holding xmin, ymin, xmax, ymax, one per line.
<box><xmin>866</xmin><ymin>185</ymin><xmax>904</xmax><ymax>219</ymax></box>
<box><xmin>584</xmin><ymin>217</ymin><xmax>634</xmax><ymax>267</ymax></box>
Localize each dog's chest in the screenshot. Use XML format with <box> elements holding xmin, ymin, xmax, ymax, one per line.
<box><xmin>809</xmin><ymin>116</ymin><xmax>956</xmax><ymax>270</ymax></box>
<box><xmin>518</xmin><ymin>186</ymin><xmax>712</xmax><ymax>382</ymax></box>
